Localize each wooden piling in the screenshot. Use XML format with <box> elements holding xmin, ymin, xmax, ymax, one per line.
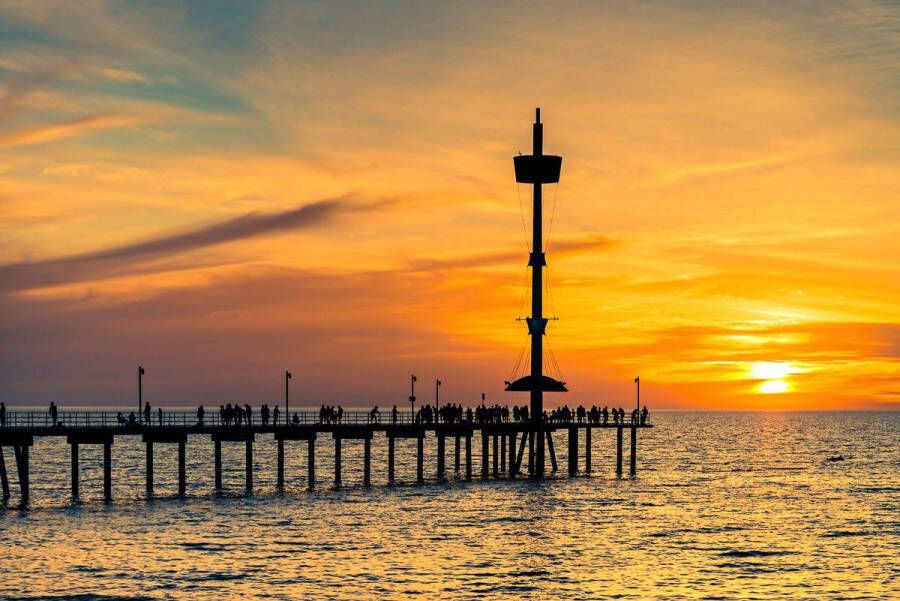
<box><xmin>536</xmin><ymin>429</ymin><xmax>546</xmax><ymax>477</ymax></box>
<box><xmin>547</xmin><ymin>430</ymin><xmax>558</xmax><ymax>473</ymax></box>
<box><xmin>464</xmin><ymin>434</ymin><xmax>472</xmax><ymax>481</ymax></box>
<box><xmin>528</xmin><ymin>431</ymin><xmax>535</xmax><ymax>475</ymax></box>
<box><xmin>585</xmin><ymin>426</ymin><xmax>592</xmax><ymax>474</ymax></box>
<box><xmin>568</xmin><ymin>426</ymin><xmax>578</xmax><ymax>475</ymax></box>
<box><xmin>307</xmin><ymin>437</ymin><xmax>315</xmax><ymax>490</ymax></box>
<box><xmin>616</xmin><ymin>425</ymin><xmax>623</xmax><ymax>477</ymax></box>
<box><xmin>0</xmin><ymin>448</ymin><xmax>10</xmax><ymax>503</ymax></box>
<box><xmin>15</xmin><ymin>445</ymin><xmax>29</xmax><ymax>508</ymax></box>
<box><xmin>214</xmin><ymin>439</ymin><xmax>222</xmax><ymax>491</ymax></box>
<box><xmin>481</xmin><ymin>432</ymin><xmax>489</xmax><ymax>479</ymax></box>
<box><xmin>508</xmin><ymin>432</ymin><xmax>518</xmax><ymax>477</ymax></box>
<box><xmin>436</xmin><ymin>433</ymin><xmax>445</xmax><ymax>480</ymax></box>
<box><xmin>387</xmin><ymin>436</ymin><xmax>395</xmax><ymax>484</ymax></box>
<box><xmin>516</xmin><ymin>431</ymin><xmax>527</xmax><ymax>476</ymax></box>
<box><xmin>334</xmin><ymin>437</ymin><xmax>341</xmax><ymax>487</ymax></box>
<box><xmin>103</xmin><ymin>442</ymin><xmax>112</xmax><ymax>502</ymax></box>
<box><xmin>276</xmin><ymin>438</ymin><xmax>285</xmax><ymax>490</ymax></box>
<box><xmin>630</xmin><ymin>424</ymin><xmax>637</xmax><ymax>476</ymax></box>
<box><xmin>454</xmin><ymin>435</ymin><xmax>461</xmax><ymax>473</ymax></box>
<box><xmin>145</xmin><ymin>440</ymin><xmax>154</xmax><ymax>496</ymax></box>
<box><xmin>416</xmin><ymin>434</ymin><xmax>424</xmax><ymax>483</ymax></box>
<box><xmin>245</xmin><ymin>438</ymin><xmax>253</xmax><ymax>493</ymax></box>
<box><xmin>70</xmin><ymin>442</ymin><xmax>79</xmax><ymax>500</ymax></box>
<box><xmin>178</xmin><ymin>440</ymin><xmax>187</xmax><ymax>497</ymax></box>
<box><xmin>364</xmin><ymin>437</ymin><xmax>372</xmax><ymax>487</ymax></box>
<box><xmin>501</xmin><ymin>435</ymin><xmax>507</xmax><ymax>473</ymax></box>
<box><xmin>492</xmin><ymin>434</ymin><xmax>499</xmax><ymax>477</ymax></box>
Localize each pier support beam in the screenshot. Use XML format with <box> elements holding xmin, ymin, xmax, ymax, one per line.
<box><xmin>436</xmin><ymin>434</ymin><xmax>445</xmax><ymax>481</ymax></box>
<box><xmin>214</xmin><ymin>440</ymin><xmax>222</xmax><ymax>491</ymax></box>
<box><xmin>276</xmin><ymin>438</ymin><xmax>285</xmax><ymax>491</ymax></box>
<box><xmin>501</xmin><ymin>435</ymin><xmax>507</xmax><ymax>473</ymax></box>
<box><xmin>585</xmin><ymin>427</ymin><xmax>592</xmax><ymax>474</ymax></box>
<box><xmin>14</xmin><ymin>445</ymin><xmax>29</xmax><ymax>508</ymax></box>
<box><xmin>178</xmin><ymin>440</ymin><xmax>186</xmax><ymax>497</ymax></box>
<box><xmin>568</xmin><ymin>426</ymin><xmax>578</xmax><ymax>476</ymax></box>
<box><xmin>516</xmin><ymin>432</ymin><xmax>528</xmax><ymax>476</ymax></box>
<box><xmin>307</xmin><ymin>438</ymin><xmax>315</xmax><ymax>490</ymax></box>
<box><xmin>364</xmin><ymin>437</ymin><xmax>371</xmax><ymax>487</ymax></box>
<box><xmin>454</xmin><ymin>436</ymin><xmax>461</xmax><ymax>473</ymax></box>
<box><xmin>0</xmin><ymin>448</ymin><xmax>10</xmax><ymax>504</ymax></box>
<box><xmin>616</xmin><ymin>425</ymin><xmax>623</xmax><ymax>477</ymax></box>
<box><xmin>416</xmin><ymin>435</ymin><xmax>424</xmax><ymax>483</ymax></box>
<box><xmin>508</xmin><ymin>432</ymin><xmax>518</xmax><ymax>477</ymax></box>
<box><xmin>103</xmin><ymin>442</ymin><xmax>112</xmax><ymax>502</ymax></box>
<box><xmin>464</xmin><ymin>434</ymin><xmax>472</xmax><ymax>481</ymax></box>
<box><xmin>387</xmin><ymin>436</ymin><xmax>395</xmax><ymax>484</ymax></box>
<box><xmin>492</xmin><ymin>435</ymin><xmax>499</xmax><ymax>477</ymax></box>
<box><xmin>630</xmin><ymin>424</ymin><xmax>637</xmax><ymax>476</ymax></box>
<box><xmin>145</xmin><ymin>440</ymin><xmax>154</xmax><ymax>496</ymax></box>
<box><xmin>245</xmin><ymin>438</ymin><xmax>253</xmax><ymax>493</ymax></box>
<box><xmin>528</xmin><ymin>431</ymin><xmax>535</xmax><ymax>475</ymax></box>
<box><xmin>481</xmin><ymin>432</ymin><xmax>489</xmax><ymax>479</ymax></box>
<box><xmin>70</xmin><ymin>442</ymin><xmax>79</xmax><ymax>501</ymax></box>
<box><xmin>547</xmin><ymin>431</ymin><xmax>558</xmax><ymax>473</ymax></box>
<box><xmin>537</xmin><ymin>429</ymin><xmax>546</xmax><ymax>477</ymax></box>
<box><xmin>334</xmin><ymin>438</ymin><xmax>341</xmax><ymax>487</ymax></box>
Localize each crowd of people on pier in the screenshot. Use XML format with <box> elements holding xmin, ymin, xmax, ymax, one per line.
<box><xmin>0</xmin><ymin>400</ymin><xmax>649</xmax><ymax>428</ymax></box>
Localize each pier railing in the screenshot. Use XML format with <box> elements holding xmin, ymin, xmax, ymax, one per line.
<box><xmin>0</xmin><ymin>410</ymin><xmax>648</xmax><ymax>429</ymax></box>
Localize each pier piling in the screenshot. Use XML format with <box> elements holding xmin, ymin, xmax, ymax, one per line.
<box><xmin>214</xmin><ymin>440</ymin><xmax>222</xmax><ymax>490</ymax></box>
<box><xmin>630</xmin><ymin>424</ymin><xmax>637</xmax><ymax>476</ymax></box>
<box><xmin>464</xmin><ymin>434</ymin><xmax>472</xmax><ymax>481</ymax></box>
<box><xmin>501</xmin><ymin>435</ymin><xmax>507</xmax><ymax>473</ymax></box>
<box><xmin>416</xmin><ymin>435</ymin><xmax>424</xmax><ymax>483</ymax></box>
<box><xmin>276</xmin><ymin>439</ymin><xmax>285</xmax><ymax>490</ymax></box>
<box><xmin>437</xmin><ymin>433</ymin><xmax>445</xmax><ymax>480</ymax></box>
<box><xmin>245</xmin><ymin>438</ymin><xmax>253</xmax><ymax>493</ymax></box>
<box><xmin>14</xmin><ymin>445</ymin><xmax>29</xmax><ymax>508</ymax></box>
<box><xmin>492</xmin><ymin>435</ymin><xmax>499</xmax><ymax>477</ymax></box>
<box><xmin>387</xmin><ymin>436</ymin><xmax>395</xmax><ymax>484</ymax></box>
<box><xmin>334</xmin><ymin>438</ymin><xmax>341</xmax><ymax>487</ymax></box>
<box><xmin>178</xmin><ymin>440</ymin><xmax>186</xmax><ymax>497</ymax></box>
<box><xmin>481</xmin><ymin>432</ymin><xmax>489</xmax><ymax>479</ymax></box>
<box><xmin>103</xmin><ymin>442</ymin><xmax>112</xmax><ymax>502</ymax></box>
<box><xmin>568</xmin><ymin>426</ymin><xmax>578</xmax><ymax>476</ymax></box>
<box><xmin>585</xmin><ymin>426</ymin><xmax>592</xmax><ymax>474</ymax></box>
<box><xmin>70</xmin><ymin>442</ymin><xmax>79</xmax><ymax>501</ymax></box>
<box><xmin>145</xmin><ymin>440</ymin><xmax>154</xmax><ymax>496</ymax></box>
<box><xmin>364</xmin><ymin>437</ymin><xmax>371</xmax><ymax>487</ymax></box>
<box><xmin>454</xmin><ymin>435</ymin><xmax>461</xmax><ymax>473</ymax></box>
<box><xmin>307</xmin><ymin>437</ymin><xmax>315</xmax><ymax>490</ymax></box>
<box><xmin>616</xmin><ymin>425</ymin><xmax>623</xmax><ymax>477</ymax></box>
<box><xmin>547</xmin><ymin>431</ymin><xmax>558</xmax><ymax>473</ymax></box>
<box><xmin>0</xmin><ymin>448</ymin><xmax>10</xmax><ymax>503</ymax></box>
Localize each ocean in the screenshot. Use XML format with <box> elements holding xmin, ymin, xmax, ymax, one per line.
<box><xmin>0</xmin><ymin>411</ymin><xmax>897</xmax><ymax>600</ymax></box>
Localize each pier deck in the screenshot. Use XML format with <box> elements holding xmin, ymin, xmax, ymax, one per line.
<box><xmin>0</xmin><ymin>410</ymin><xmax>651</xmax><ymax>508</ymax></box>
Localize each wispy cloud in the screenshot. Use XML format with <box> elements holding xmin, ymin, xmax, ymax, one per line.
<box><xmin>0</xmin><ymin>114</ymin><xmax>138</xmax><ymax>149</ymax></box>
<box><xmin>0</xmin><ymin>197</ymin><xmax>375</xmax><ymax>292</ymax></box>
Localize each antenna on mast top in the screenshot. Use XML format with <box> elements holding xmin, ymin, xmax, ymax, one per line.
<box><xmin>535</xmin><ymin>107</ymin><xmax>541</xmax><ymax>123</ymax></box>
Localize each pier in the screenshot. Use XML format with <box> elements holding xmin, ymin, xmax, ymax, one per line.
<box><xmin>0</xmin><ymin>410</ymin><xmax>650</xmax><ymax>507</ymax></box>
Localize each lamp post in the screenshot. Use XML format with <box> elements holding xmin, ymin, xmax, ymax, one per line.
<box><xmin>285</xmin><ymin>370</ymin><xmax>292</xmax><ymax>426</ymax></box>
<box><xmin>138</xmin><ymin>366</ymin><xmax>145</xmax><ymax>424</ymax></box>
<box><xmin>409</xmin><ymin>374</ymin><xmax>417</xmax><ymax>420</ymax></box>
<box><xmin>634</xmin><ymin>376</ymin><xmax>640</xmax><ymax>419</ymax></box>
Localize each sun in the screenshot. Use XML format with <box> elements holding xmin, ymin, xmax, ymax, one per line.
<box><xmin>748</xmin><ymin>362</ymin><xmax>798</xmax><ymax>394</ymax></box>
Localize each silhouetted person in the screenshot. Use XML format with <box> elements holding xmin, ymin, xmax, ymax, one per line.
<box><xmin>143</xmin><ymin>402</ymin><xmax>151</xmax><ymax>425</ymax></box>
<box><xmin>49</xmin><ymin>401</ymin><xmax>59</xmax><ymax>426</ymax></box>
<box><xmin>0</xmin><ymin>402</ymin><xmax>5</xmax><ymax>426</ymax></box>
<box><xmin>245</xmin><ymin>404</ymin><xmax>252</xmax><ymax>427</ymax></box>
<box><xmin>641</xmin><ymin>406</ymin><xmax>649</xmax><ymax>425</ymax></box>
<box><xmin>370</xmin><ymin>406</ymin><xmax>380</xmax><ymax>423</ymax></box>
<box><xmin>158</xmin><ymin>406</ymin><xmax>163</xmax><ymax>427</ymax></box>
<box><xmin>391</xmin><ymin>405</ymin><xmax>399</xmax><ymax>424</ymax></box>
<box><xmin>292</xmin><ymin>412</ymin><xmax>299</xmax><ymax>425</ymax></box>
<box><xmin>117</xmin><ymin>411</ymin><xmax>125</xmax><ymax>426</ymax></box>
<box><xmin>128</xmin><ymin>412</ymin><xmax>136</xmax><ymax>426</ymax></box>
<box><xmin>197</xmin><ymin>405</ymin><xmax>205</xmax><ymax>426</ymax></box>
<box><xmin>273</xmin><ymin>406</ymin><xmax>280</xmax><ymax>425</ymax></box>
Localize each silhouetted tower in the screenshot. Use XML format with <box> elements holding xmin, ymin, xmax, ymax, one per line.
<box><xmin>505</xmin><ymin>108</ymin><xmax>566</xmax><ymax>476</ymax></box>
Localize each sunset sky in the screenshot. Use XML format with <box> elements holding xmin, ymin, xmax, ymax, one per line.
<box><xmin>1</xmin><ymin>1</ymin><xmax>897</xmax><ymax>410</ymax></box>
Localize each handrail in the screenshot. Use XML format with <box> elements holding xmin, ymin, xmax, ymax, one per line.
<box><xmin>0</xmin><ymin>409</ymin><xmax>649</xmax><ymax>429</ymax></box>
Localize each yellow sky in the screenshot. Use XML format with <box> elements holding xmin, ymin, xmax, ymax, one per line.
<box><xmin>0</xmin><ymin>1</ymin><xmax>898</xmax><ymax>409</ymax></box>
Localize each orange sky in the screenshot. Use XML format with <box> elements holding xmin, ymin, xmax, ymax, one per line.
<box><xmin>1</xmin><ymin>2</ymin><xmax>898</xmax><ymax>409</ymax></box>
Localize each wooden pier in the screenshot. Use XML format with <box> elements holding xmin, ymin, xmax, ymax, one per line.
<box><xmin>0</xmin><ymin>410</ymin><xmax>650</xmax><ymax>508</ymax></box>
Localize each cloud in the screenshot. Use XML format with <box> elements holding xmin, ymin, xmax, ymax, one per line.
<box><xmin>96</xmin><ymin>67</ymin><xmax>146</xmax><ymax>82</ymax></box>
<box><xmin>0</xmin><ymin>114</ymin><xmax>138</xmax><ymax>149</ymax></box>
<box><xmin>407</xmin><ymin>235</ymin><xmax>617</xmax><ymax>271</ymax></box>
<box><xmin>0</xmin><ymin>197</ymin><xmax>374</xmax><ymax>292</ymax></box>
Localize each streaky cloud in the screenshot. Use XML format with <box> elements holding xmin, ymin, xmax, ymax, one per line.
<box><xmin>0</xmin><ymin>196</ymin><xmax>369</xmax><ymax>292</ymax></box>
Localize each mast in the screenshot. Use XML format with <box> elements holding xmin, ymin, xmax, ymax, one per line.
<box><xmin>506</xmin><ymin>108</ymin><xmax>566</xmax><ymax>477</ymax></box>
